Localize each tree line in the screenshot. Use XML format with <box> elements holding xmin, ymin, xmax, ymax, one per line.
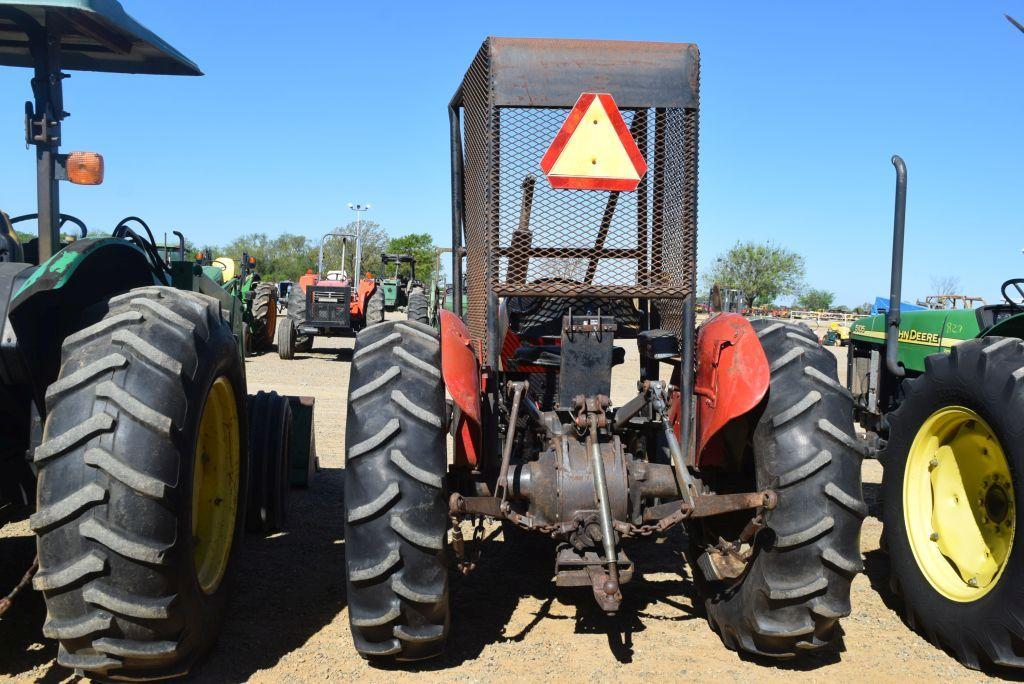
<box><xmin>705</xmin><ymin>241</ymin><xmax>867</xmax><ymax>313</ymax></box>
<box><xmin>197</xmin><ymin>221</ymin><xmax>438</xmax><ymax>285</ymax></box>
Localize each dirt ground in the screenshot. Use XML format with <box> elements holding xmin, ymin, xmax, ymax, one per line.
<box><xmin>0</xmin><ymin>317</ymin><xmax>1002</xmax><ymax>683</ymax></box>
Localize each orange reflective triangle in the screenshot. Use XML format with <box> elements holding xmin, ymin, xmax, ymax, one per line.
<box><xmin>540</xmin><ymin>93</ymin><xmax>648</xmax><ymax>191</ymax></box>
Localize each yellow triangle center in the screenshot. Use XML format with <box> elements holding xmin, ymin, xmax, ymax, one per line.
<box><xmin>549</xmin><ymin>99</ymin><xmax>640</xmax><ymax>181</ymax></box>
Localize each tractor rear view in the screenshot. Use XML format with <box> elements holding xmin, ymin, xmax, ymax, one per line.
<box><xmin>343</xmin><ymin>37</ymin><xmax>865</xmax><ymax>663</ymax></box>
<box><xmin>278</xmin><ymin>231</ymin><xmax>384</xmax><ymax>358</ymax></box>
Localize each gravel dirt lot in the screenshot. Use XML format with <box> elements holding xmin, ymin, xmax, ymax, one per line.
<box><xmin>0</xmin><ymin>317</ymin><xmax>1002</xmax><ymax>683</ymax></box>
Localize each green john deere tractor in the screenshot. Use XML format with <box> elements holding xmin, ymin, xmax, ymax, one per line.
<box><xmin>0</xmin><ymin>3</ymin><xmax>309</xmax><ymax>679</ymax></box>
<box><xmin>407</xmin><ymin>246</ymin><xmax>467</xmax><ymax>328</ymax></box>
<box><xmin>848</xmin><ymin>156</ymin><xmax>1024</xmax><ymax>670</ymax></box>
<box><xmin>197</xmin><ymin>252</ymin><xmax>278</xmax><ymax>354</ymax></box>
<box><xmin>379</xmin><ymin>252</ymin><xmax>418</xmax><ymax>311</ymax></box>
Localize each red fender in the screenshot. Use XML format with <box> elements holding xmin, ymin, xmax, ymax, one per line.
<box><xmin>297</xmin><ymin>270</ymin><xmax>316</xmax><ymax>294</ymax></box>
<box><xmin>440</xmin><ymin>309</ymin><xmax>481</xmax><ymax>467</ymax></box>
<box><xmin>351</xmin><ymin>278</ymin><xmax>377</xmax><ymax>317</ymax></box>
<box><xmin>693</xmin><ymin>313</ymin><xmax>770</xmax><ymax>467</ymax></box>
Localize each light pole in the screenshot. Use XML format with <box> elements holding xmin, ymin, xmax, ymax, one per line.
<box><xmin>348</xmin><ymin>202</ymin><xmax>371</xmax><ymax>279</ymax></box>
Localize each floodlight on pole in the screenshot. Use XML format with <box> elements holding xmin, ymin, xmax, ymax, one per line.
<box><xmin>348</xmin><ymin>203</ymin><xmax>371</xmax><ymax>279</ymax></box>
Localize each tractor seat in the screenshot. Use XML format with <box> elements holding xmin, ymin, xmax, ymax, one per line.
<box><xmin>321</xmin><ymin>271</ymin><xmax>350</xmax><ymax>287</ymax></box>
<box><xmin>513</xmin><ymin>344</ymin><xmax>626</xmax><ymax>369</ymax></box>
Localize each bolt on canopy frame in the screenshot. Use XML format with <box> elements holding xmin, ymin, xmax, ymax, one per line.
<box><xmin>0</xmin><ymin>0</ymin><xmax>200</xmax><ymax>261</ymax></box>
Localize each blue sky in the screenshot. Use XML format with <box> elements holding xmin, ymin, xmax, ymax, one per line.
<box><xmin>0</xmin><ymin>1</ymin><xmax>1021</xmax><ymax>307</ymax></box>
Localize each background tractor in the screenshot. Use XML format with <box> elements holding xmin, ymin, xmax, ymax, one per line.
<box><xmin>0</xmin><ymin>3</ymin><xmax>310</xmax><ymax>679</ymax></box>
<box><xmin>379</xmin><ymin>252</ymin><xmax>419</xmax><ymax>312</ymax></box>
<box><xmin>407</xmin><ymin>246</ymin><xmax>467</xmax><ymax>328</ymax></box>
<box><xmin>277</xmin><ymin>230</ymin><xmax>384</xmax><ymax>359</ymax></box>
<box><xmin>343</xmin><ymin>37</ymin><xmax>864</xmax><ymax>663</ymax></box>
<box><xmin>197</xmin><ymin>252</ymin><xmax>278</xmax><ymax>354</ymax></box>
<box><xmin>847</xmin><ymin>157</ymin><xmax>1024</xmax><ymax>670</ymax></box>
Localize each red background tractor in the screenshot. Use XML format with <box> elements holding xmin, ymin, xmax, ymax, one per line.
<box><xmin>278</xmin><ymin>230</ymin><xmax>383</xmax><ymax>358</ymax></box>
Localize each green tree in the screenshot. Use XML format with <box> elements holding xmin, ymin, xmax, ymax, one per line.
<box><xmin>798</xmin><ymin>288</ymin><xmax>836</xmax><ymax>312</ymax></box>
<box><xmin>706</xmin><ymin>242</ymin><xmax>805</xmax><ymax>309</ymax></box>
<box><xmin>316</xmin><ymin>221</ymin><xmax>389</xmax><ymax>278</ymax></box>
<box><xmin>386</xmin><ymin>232</ymin><xmax>436</xmax><ymax>284</ymax></box>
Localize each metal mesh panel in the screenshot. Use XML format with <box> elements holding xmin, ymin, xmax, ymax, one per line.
<box><xmin>460</xmin><ymin>40</ymin><xmax>699</xmax><ymax>358</ymax></box>
<box><xmin>461</xmin><ymin>43</ymin><xmax>493</xmax><ymax>357</ymax></box>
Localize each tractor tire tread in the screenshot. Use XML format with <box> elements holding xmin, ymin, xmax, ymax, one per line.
<box><xmin>407</xmin><ymin>290</ymin><xmax>430</xmax><ymax>326</ymax></box>
<box><xmin>881</xmin><ymin>336</ymin><xmax>1024</xmax><ymax>669</ymax></box>
<box><xmin>34</xmin><ymin>286</ymin><xmax>245</xmax><ymax>680</ymax></box>
<box><xmin>694</xmin><ymin>318</ymin><xmax>864</xmax><ymax>658</ymax></box>
<box><xmin>345</xmin><ymin>319</ymin><xmax>448</xmax><ymax>663</ymax></box>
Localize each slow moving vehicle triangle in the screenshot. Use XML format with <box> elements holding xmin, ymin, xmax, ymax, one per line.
<box><xmin>540</xmin><ymin>92</ymin><xmax>648</xmax><ymax>191</ymax></box>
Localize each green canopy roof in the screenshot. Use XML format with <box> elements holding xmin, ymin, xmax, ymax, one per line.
<box><xmin>0</xmin><ymin>0</ymin><xmax>200</xmax><ymax>75</ymax></box>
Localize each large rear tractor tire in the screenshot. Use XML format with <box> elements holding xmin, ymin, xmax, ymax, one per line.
<box><xmin>285</xmin><ymin>288</ymin><xmax>313</xmax><ymax>354</ymax></box>
<box><xmin>406</xmin><ymin>289</ymin><xmax>429</xmax><ymax>327</ymax></box>
<box><xmin>881</xmin><ymin>337</ymin><xmax>1024</xmax><ymax>669</ymax></box>
<box><xmin>250</xmin><ymin>282</ymin><xmax>278</xmax><ymax>352</ymax></box>
<box><xmin>246</xmin><ymin>391</ymin><xmax>292</xmax><ymax>535</ymax></box>
<box><xmin>364</xmin><ymin>289</ymin><xmax>385</xmax><ymax>328</ymax></box>
<box><xmin>32</xmin><ymin>286</ymin><xmax>247</xmax><ymax>680</ymax></box>
<box><xmin>690</xmin><ymin>319</ymin><xmax>865</xmax><ymax>657</ymax></box>
<box><xmin>344</xmin><ymin>319</ymin><xmax>449</xmax><ymax>663</ymax></box>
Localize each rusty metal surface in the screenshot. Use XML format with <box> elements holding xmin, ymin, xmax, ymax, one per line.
<box><xmin>456</xmin><ymin>37</ymin><xmax>700</xmax><ymax>359</ymax></box>
<box><xmin>449</xmin><ymin>493</ymin><xmax>503</xmax><ymax>518</ymax></box>
<box><xmin>641</xmin><ymin>489</ymin><xmax>776</xmax><ymax>523</ymax></box>
<box><xmin>487</xmin><ymin>37</ymin><xmax>699</xmax><ymax>109</ymax></box>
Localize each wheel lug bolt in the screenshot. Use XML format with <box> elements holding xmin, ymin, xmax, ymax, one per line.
<box><xmin>929</xmin><ymin>459</ymin><xmax>939</xmax><ymax>470</ymax></box>
<box><xmin>930</xmin><ymin>532</ymin><xmax>940</xmax><ymax>541</ymax></box>
<box><xmin>967</xmin><ymin>577</ymin><xmax>979</xmax><ymax>588</ymax></box>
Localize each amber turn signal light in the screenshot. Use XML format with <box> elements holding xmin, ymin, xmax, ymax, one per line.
<box><xmin>66</xmin><ymin>152</ymin><xmax>105</xmax><ymax>186</ymax></box>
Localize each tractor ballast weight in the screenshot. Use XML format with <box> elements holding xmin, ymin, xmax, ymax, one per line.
<box><xmin>344</xmin><ymin>37</ymin><xmax>864</xmax><ymax>664</ymax></box>
<box><xmin>278</xmin><ymin>230</ymin><xmax>383</xmax><ymax>358</ymax></box>
<box><xmin>0</xmin><ymin>4</ymin><xmax>312</xmax><ymax>679</ymax></box>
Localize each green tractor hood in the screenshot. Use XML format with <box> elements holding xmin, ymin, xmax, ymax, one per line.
<box><xmin>851</xmin><ymin>308</ymin><xmax>983</xmax><ymax>373</ymax></box>
<box><xmin>0</xmin><ymin>0</ymin><xmax>201</xmax><ymax>75</ymax></box>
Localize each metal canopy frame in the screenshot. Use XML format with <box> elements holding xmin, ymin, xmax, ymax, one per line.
<box><xmin>0</xmin><ymin>1</ymin><xmax>200</xmax><ymax>262</ymax></box>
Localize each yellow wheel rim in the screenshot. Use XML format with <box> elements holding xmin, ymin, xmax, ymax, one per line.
<box><xmin>904</xmin><ymin>406</ymin><xmax>1015</xmax><ymax>602</ymax></box>
<box><xmin>192</xmin><ymin>376</ymin><xmax>241</xmax><ymax>595</ymax></box>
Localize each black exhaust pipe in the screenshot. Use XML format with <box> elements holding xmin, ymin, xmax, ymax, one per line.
<box><xmin>886</xmin><ymin>155</ymin><xmax>907</xmax><ymax>379</ymax></box>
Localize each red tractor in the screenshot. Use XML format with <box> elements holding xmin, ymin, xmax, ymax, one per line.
<box><xmin>343</xmin><ymin>38</ymin><xmax>864</xmax><ymax>663</ymax></box>
<box><xmin>278</xmin><ymin>230</ymin><xmax>383</xmax><ymax>358</ymax></box>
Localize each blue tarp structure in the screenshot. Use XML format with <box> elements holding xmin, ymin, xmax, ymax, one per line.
<box><xmin>871</xmin><ymin>297</ymin><xmax>927</xmax><ymax>315</ymax></box>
